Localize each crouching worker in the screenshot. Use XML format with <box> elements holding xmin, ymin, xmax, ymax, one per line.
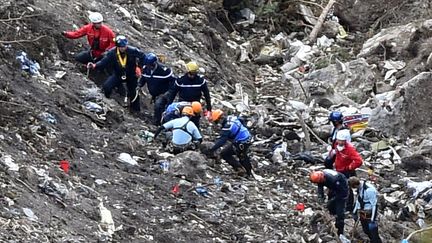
<box><xmin>153</xmin><ymin>106</ymin><xmax>202</xmax><ymax>154</ymax></box>
<box><xmin>161</xmin><ymin>101</ymin><xmax>202</xmax><ymax>124</ymax></box>
<box><xmin>207</xmin><ymin>109</ymin><xmax>252</xmax><ymax>177</ymax></box>
<box><xmin>310</xmin><ymin>169</ymin><xmax>349</xmax><ymax>237</ymax></box>
<box><xmin>349</xmin><ymin>177</ymin><xmax>382</xmax><ymax>243</ymax></box>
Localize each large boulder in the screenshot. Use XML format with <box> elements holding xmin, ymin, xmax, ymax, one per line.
<box><xmin>169</xmin><ymin>151</ymin><xmax>208</xmax><ymax>180</ymax></box>
<box><xmin>368</xmin><ymin>72</ymin><xmax>432</xmax><ymax>138</ymax></box>
<box><xmin>358</xmin><ymin>19</ymin><xmax>432</xmax><ymax>58</ymax></box>
<box><xmin>299</xmin><ymin>58</ymin><xmax>376</xmax><ymax>105</ymax></box>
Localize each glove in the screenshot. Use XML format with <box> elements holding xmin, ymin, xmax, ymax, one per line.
<box><xmin>368</xmin><ymin>221</ymin><xmax>378</xmax><ymax>231</ymax></box>
<box><xmin>87</xmin><ymin>62</ymin><xmax>96</xmax><ymax>70</ymax></box>
<box><xmin>135</xmin><ymin>66</ymin><xmax>142</xmax><ymax>78</ymax></box>
<box><xmin>329</xmin><ymin>149</ymin><xmax>336</xmax><ymax>157</ymax></box>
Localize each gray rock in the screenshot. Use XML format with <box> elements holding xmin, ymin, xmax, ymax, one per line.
<box><xmin>169</xmin><ymin>151</ymin><xmax>207</xmax><ymax>180</ymax></box>
<box><xmin>302</xmin><ymin>58</ymin><xmax>376</xmax><ymax>103</ymax></box>
<box><xmin>401</xmin><ymin>154</ymin><xmax>432</xmax><ymax>172</ymax></box>
<box><xmin>358</xmin><ymin>19</ymin><xmax>432</xmax><ymax>58</ymax></box>
<box><xmin>369</xmin><ymin>72</ymin><xmax>432</xmax><ymax>138</ymax></box>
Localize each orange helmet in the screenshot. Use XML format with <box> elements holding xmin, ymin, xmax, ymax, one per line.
<box><xmin>211</xmin><ymin>109</ymin><xmax>223</xmax><ymax>122</ymax></box>
<box><xmin>182</xmin><ymin>106</ymin><xmax>194</xmax><ymax>116</ymax></box>
<box><xmin>191</xmin><ymin>101</ymin><xmax>202</xmax><ymax>114</ymax></box>
<box><xmin>310</xmin><ymin>171</ymin><xmax>325</xmax><ymax>183</ymax></box>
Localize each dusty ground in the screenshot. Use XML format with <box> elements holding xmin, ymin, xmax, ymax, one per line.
<box><xmin>0</xmin><ymin>0</ymin><xmax>431</xmax><ymax>242</ymax></box>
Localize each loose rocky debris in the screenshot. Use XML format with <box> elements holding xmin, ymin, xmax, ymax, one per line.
<box><xmin>0</xmin><ymin>0</ymin><xmax>431</xmax><ymax>242</ymax></box>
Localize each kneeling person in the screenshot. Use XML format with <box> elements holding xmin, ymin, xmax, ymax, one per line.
<box><xmin>154</xmin><ymin>106</ymin><xmax>202</xmax><ymax>154</ymax></box>
<box><xmin>161</xmin><ymin>101</ymin><xmax>202</xmax><ymax>124</ymax></box>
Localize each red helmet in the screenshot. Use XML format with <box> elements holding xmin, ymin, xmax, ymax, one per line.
<box><xmin>310</xmin><ymin>171</ymin><xmax>325</xmax><ymax>183</ymax></box>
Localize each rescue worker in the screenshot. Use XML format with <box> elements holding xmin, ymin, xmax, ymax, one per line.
<box><xmin>333</xmin><ymin>129</ymin><xmax>363</xmax><ymax>212</ymax></box>
<box><xmin>310</xmin><ymin>169</ymin><xmax>349</xmax><ymax>237</ymax></box>
<box><xmin>167</xmin><ymin>61</ymin><xmax>211</xmax><ymax>128</ymax></box>
<box><xmin>87</xmin><ymin>35</ymin><xmax>145</xmax><ymax>112</ymax></box>
<box><xmin>153</xmin><ymin>106</ymin><xmax>202</xmax><ymax>154</ymax></box>
<box><xmin>137</xmin><ymin>53</ymin><xmax>176</xmax><ymax>125</ymax></box>
<box><xmin>62</xmin><ymin>12</ymin><xmax>115</xmax><ymax>64</ymax></box>
<box><xmin>208</xmin><ymin>109</ymin><xmax>252</xmax><ymax>177</ymax></box>
<box><xmin>325</xmin><ymin>111</ymin><xmax>351</xmax><ymax>169</ymax></box>
<box><xmin>161</xmin><ymin>101</ymin><xmax>202</xmax><ymax>125</ymax></box>
<box><xmin>349</xmin><ymin>177</ymin><xmax>382</xmax><ymax>243</ymax></box>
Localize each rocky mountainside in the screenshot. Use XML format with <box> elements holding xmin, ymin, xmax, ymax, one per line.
<box><xmin>0</xmin><ymin>0</ymin><xmax>431</xmax><ymax>242</ymax></box>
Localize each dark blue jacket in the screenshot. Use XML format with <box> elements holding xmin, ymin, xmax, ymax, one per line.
<box><xmin>210</xmin><ymin>115</ymin><xmax>251</xmax><ymax>152</ymax></box>
<box><xmin>95</xmin><ymin>46</ymin><xmax>145</xmax><ymax>79</ymax></box>
<box><xmin>138</xmin><ymin>63</ymin><xmax>176</xmax><ymax>97</ymax></box>
<box><xmin>167</xmin><ymin>74</ymin><xmax>212</xmax><ymax>111</ymax></box>
<box><xmin>317</xmin><ymin>169</ymin><xmax>349</xmax><ymax>200</ymax></box>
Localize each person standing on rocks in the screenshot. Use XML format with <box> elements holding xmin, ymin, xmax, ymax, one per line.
<box><xmin>348</xmin><ymin>177</ymin><xmax>382</xmax><ymax>243</ymax></box>
<box><xmin>62</xmin><ymin>12</ymin><xmax>115</xmax><ymax>64</ymax></box>
<box><xmin>136</xmin><ymin>53</ymin><xmax>177</xmax><ymax>125</ymax></box>
<box><xmin>161</xmin><ymin>101</ymin><xmax>202</xmax><ymax>124</ymax></box>
<box><xmin>166</xmin><ymin>61</ymin><xmax>211</xmax><ymax>128</ymax></box>
<box><xmin>87</xmin><ymin>35</ymin><xmax>145</xmax><ymax>112</ymax></box>
<box><xmin>324</xmin><ymin>111</ymin><xmax>351</xmax><ymax>169</ymax></box>
<box><xmin>153</xmin><ymin>106</ymin><xmax>202</xmax><ymax>154</ymax></box>
<box><xmin>310</xmin><ymin>169</ymin><xmax>349</xmax><ymax>237</ymax></box>
<box><xmin>334</xmin><ymin>129</ymin><xmax>363</xmax><ymax>212</ymax></box>
<box><xmin>207</xmin><ymin>109</ymin><xmax>252</xmax><ymax>177</ymax></box>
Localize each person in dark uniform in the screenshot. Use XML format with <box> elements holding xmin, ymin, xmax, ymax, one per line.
<box><xmin>87</xmin><ymin>35</ymin><xmax>145</xmax><ymax>112</ymax></box>
<box><xmin>137</xmin><ymin>53</ymin><xmax>176</xmax><ymax>125</ymax></box>
<box><xmin>310</xmin><ymin>169</ymin><xmax>349</xmax><ymax>236</ymax></box>
<box><xmin>167</xmin><ymin>61</ymin><xmax>211</xmax><ymax>127</ymax></box>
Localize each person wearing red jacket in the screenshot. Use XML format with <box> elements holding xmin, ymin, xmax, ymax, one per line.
<box><xmin>62</xmin><ymin>12</ymin><xmax>115</xmax><ymax>64</ymax></box>
<box><xmin>334</xmin><ymin>129</ymin><xmax>363</xmax><ymax>212</ymax></box>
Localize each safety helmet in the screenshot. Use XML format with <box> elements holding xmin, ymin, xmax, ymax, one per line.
<box><xmin>329</xmin><ymin>111</ymin><xmax>343</xmax><ymax>122</ymax></box>
<box><xmin>310</xmin><ymin>171</ymin><xmax>325</xmax><ymax>183</ymax></box>
<box><xmin>182</xmin><ymin>106</ymin><xmax>194</xmax><ymax>116</ymax></box>
<box><xmin>336</xmin><ymin>129</ymin><xmax>351</xmax><ymax>141</ymax></box>
<box><xmin>211</xmin><ymin>109</ymin><xmax>224</xmax><ymax>122</ymax></box>
<box><xmin>144</xmin><ymin>53</ymin><xmax>158</xmax><ymax>65</ymax></box>
<box><xmin>89</xmin><ymin>12</ymin><xmax>103</xmax><ymax>23</ymax></box>
<box><xmin>186</xmin><ymin>61</ymin><xmax>199</xmax><ymax>73</ymax></box>
<box><xmin>115</xmin><ymin>35</ymin><xmax>128</xmax><ymax>47</ymax></box>
<box><xmin>191</xmin><ymin>102</ymin><xmax>202</xmax><ymax>114</ymax></box>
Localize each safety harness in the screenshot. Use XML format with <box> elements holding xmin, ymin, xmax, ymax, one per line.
<box><xmin>169</xmin><ymin>119</ymin><xmax>197</xmax><ymax>153</ymax></box>
<box><xmin>172</xmin><ymin>119</ymin><xmax>193</xmax><ymax>138</ymax></box>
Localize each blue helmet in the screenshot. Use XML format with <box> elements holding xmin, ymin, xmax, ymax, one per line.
<box><xmin>144</xmin><ymin>53</ymin><xmax>158</xmax><ymax>65</ymax></box>
<box><xmin>115</xmin><ymin>35</ymin><xmax>128</xmax><ymax>47</ymax></box>
<box><xmin>329</xmin><ymin>111</ymin><xmax>343</xmax><ymax>122</ymax></box>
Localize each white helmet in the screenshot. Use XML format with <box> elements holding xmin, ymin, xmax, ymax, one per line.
<box><xmin>89</xmin><ymin>12</ymin><xmax>103</xmax><ymax>23</ymax></box>
<box><xmin>336</xmin><ymin>129</ymin><xmax>351</xmax><ymax>141</ymax></box>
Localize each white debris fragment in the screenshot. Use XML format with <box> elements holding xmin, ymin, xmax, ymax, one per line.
<box><xmin>1</xmin><ymin>155</ymin><xmax>19</xmax><ymax>171</ymax></box>
<box><xmin>404</xmin><ymin>179</ymin><xmax>432</xmax><ymax>198</ymax></box>
<box><xmin>99</xmin><ymin>202</ymin><xmax>115</xmax><ymax>237</ymax></box>
<box><xmin>23</xmin><ymin>208</ymin><xmax>38</xmax><ymax>221</ymax></box>
<box><xmin>117</xmin><ymin>153</ymin><xmax>138</xmax><ymax>166</ymax></box>
<box><xmin>95</xmin><ymin>179</ymin><xmax>108</xmax><ymax>185</ymax></box>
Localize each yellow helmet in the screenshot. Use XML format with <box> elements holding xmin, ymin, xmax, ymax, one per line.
<box><xmin>182</xmin><ymin>106</ymin><xmax>194</xmax><ymax>116</ymax></box>
<box><xmin>211</xmin><ymin>109</ymin><xmax>223</xmax><ymax>122</ymax></box>
<box><xmin>186</xmin><ymin>61</ymin><xmax>199</xmax><ymax>73</ymax></box>
<box><xmin>191</xmin><ymin>101</ymin><xmax>202</xmax><ymax>114</ymax></box>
